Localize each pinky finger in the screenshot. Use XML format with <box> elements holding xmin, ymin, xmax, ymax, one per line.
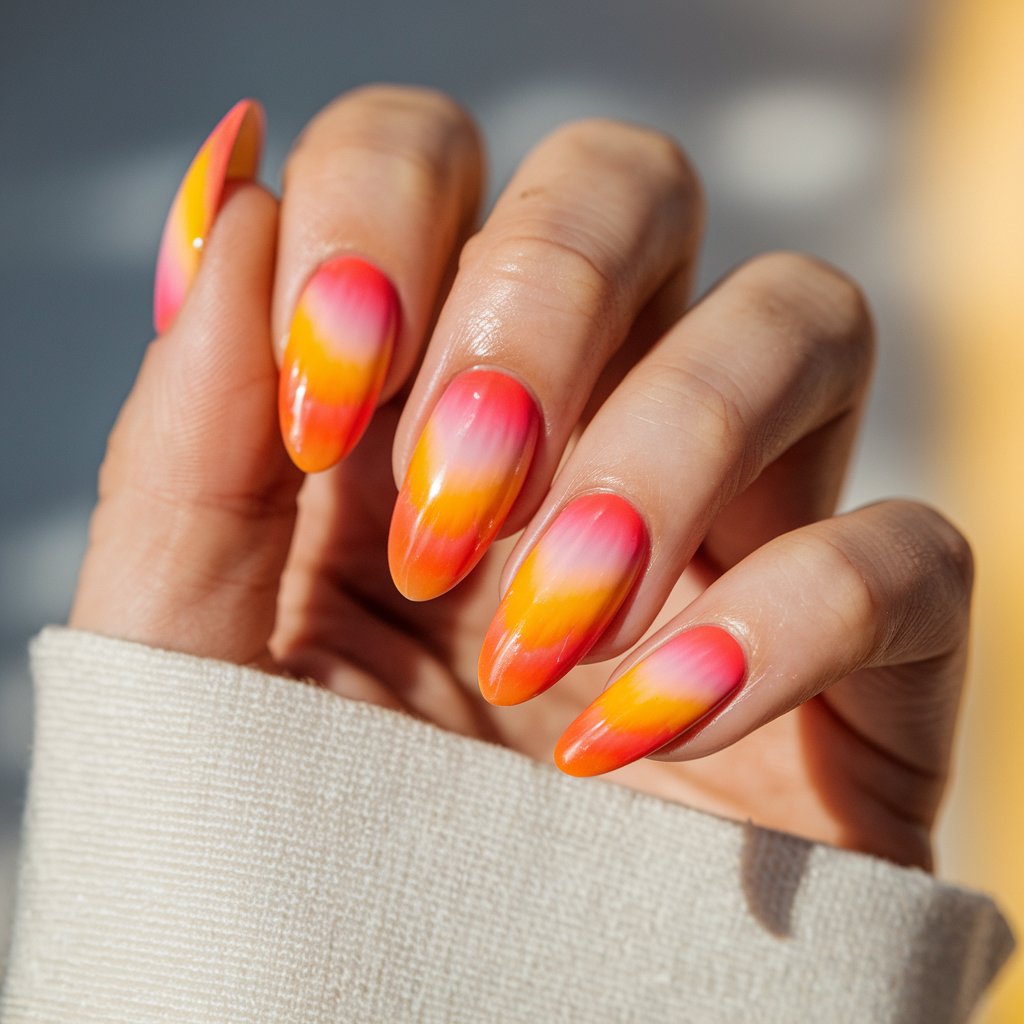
<box><xmin>555</xmin><ymin>500</ymin><xmax>972</xmax><ymax>779</ymax></box>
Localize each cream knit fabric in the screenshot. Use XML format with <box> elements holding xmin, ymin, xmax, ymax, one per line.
<box><xmin>0</xmin><ymin>628</ymin><xmax>1014</xmax><ymax>1022</ymax></box>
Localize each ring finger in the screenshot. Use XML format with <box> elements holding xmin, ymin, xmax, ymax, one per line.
<box><xmin>478</xmin><ymin>252</ymin><xmax>874</xmax><ymax>705</ymax></box>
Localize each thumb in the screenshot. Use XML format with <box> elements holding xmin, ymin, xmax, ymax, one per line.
<box><xmin>71</xmin><ymin>184</ymin><xmax>301</xmax><ymax>665</ymax></box>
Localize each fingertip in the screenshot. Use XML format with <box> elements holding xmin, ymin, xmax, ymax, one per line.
<box><xmin>387</xmin><ymin>368</ymin><xmax>542</xmax><ymax>602</ymax></box>
<box><xmin>552</xmin><ymin>720</ymin><xmax>614</xmax><ymax>778</ymax></box>
<box><xmin>553</xmin><ymin>745</ymin><xmax>587</xmax><ymax>777</ymax></box>
<box><xmin>277</xmin><ymin>255</ymin><xmax>401</xmax><ymax>474</ymax></box>
<box><xmin>476</xmin><ymin>654</ymin><xmax>534</xmax><ymax>707</ymax></box>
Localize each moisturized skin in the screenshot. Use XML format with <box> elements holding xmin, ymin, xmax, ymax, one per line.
<box><xmin>555</xmin><ymin>625</ymin><xmax>746</xmax><ymax>777</ymax></box>
<box><xmin>279</xmin><ymin>256</ymin><xmax>400</xmax><ymax>472</ymax></box>
<box><xmin>388</xmin><ymin>369</ymin><xmax>541</xmax><ymax>601</ymax></box>
<box><xmin>479</xmin><ymin>493</ymin><xmax>649</xmax><ymax>705</ymax></box>
<box><xmin>73</xmin><ymin>86</ymin><xmax>973</xmax><ymax>874</ymax></box>
<box><xmin>153</xmin><ymin>99</ymin><xmax>264</xmax><ymax>334</ymax></box>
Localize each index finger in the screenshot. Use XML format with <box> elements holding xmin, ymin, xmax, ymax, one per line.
<box><xmin>273</xmin><ymin>85</ymin><xmax>483</xmax><ymax>472</ymax></box>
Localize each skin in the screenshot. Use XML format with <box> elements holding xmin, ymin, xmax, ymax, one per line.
<box><xmin>71</xmin><ymin>86</ymin><xmax>973</xmax><ymax>872</ymax></box>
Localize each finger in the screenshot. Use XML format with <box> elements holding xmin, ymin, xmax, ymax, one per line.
<box><xmin>480</xmin><ymin>253</ymin><xmax>873</xmax><ymax>704</ymax></box>
<box><xmin>71</xmin><ymin>184</ymin><xmax>301</xmax><ymax>665</ymax></box>
<box><xmin>389</xmin><ymin>119</ymin><xmax>704</xmax><ymax>600</ymax></box>
<box><xmin>273</xmin><ymin>85</ymin><xmax>483</xmax><ymax>472</ymax></box>
<box><xmin>701</xmin><ymin>341</ymin><xmax>871</xmax><ymax>567</ymax></box>
<box><xmin>554</xmin><ymin>501</ymin><xmax>971</xmax><ymax>787</ymax></box>
<box><xmin>153</xmin><ymin>99</ymin><xmax>264</xmax><ymax>334</ymax></box>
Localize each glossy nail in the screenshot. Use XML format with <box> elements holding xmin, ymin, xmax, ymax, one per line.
<box><xmin>554</xmin><ymin>625</ymin><xmax>745</xmax><ymax>777</ymax></box>
<box><xmin>388</xmin><ymin>369</ymin><xmax>541</xmax><ymax>601</ymax></box>
<box><xmin>153</xmin><ymin>99</ymin><xmax>264</xmax><ymax>334</ymax></box>
<box><xmin>279</xmin><ymin>256</ymin><xmax>400</xmax><ymax>472</ymax></box>
<box><xmin>479</xmin><ymin>493</ymin><xmax>648</xmax><ymax>706</ymax></box>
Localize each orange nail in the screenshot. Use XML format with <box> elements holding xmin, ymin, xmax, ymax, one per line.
<box><xmin>555</xmin><ymin>625</ymin><xmax>745</xmax><ymax>777</ymax></box>
<box><xmin>153</xmin><ymin>99</ymin><xmax>264</xmax><ymax>334</ymax></box>
<box><xmin>279</xmin><ymin>256</ymin><xmax>399</xmax><ymax>472</ymax></box>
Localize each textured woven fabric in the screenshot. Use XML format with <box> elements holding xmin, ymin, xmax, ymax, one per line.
<box><xmin>0</xmin><ymin>628</ymin><xmax>1014</xmax><ymax>1022</ymax></box>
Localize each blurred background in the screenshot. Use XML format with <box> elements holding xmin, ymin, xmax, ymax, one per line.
<box><xmin>1</xmin><ymin>0</ymin><xmax>1021</xmax><ymax>1017</ymax></box>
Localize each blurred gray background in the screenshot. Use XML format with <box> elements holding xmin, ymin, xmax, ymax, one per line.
<box><xmin>0</xmin><ymin>0</ymin><xmax>935</xmax><ymax>960</ymax></box>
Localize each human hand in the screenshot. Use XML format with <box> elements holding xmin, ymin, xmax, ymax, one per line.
<box><xmin>71</xmin><ymin>87</ymin><xmax>972</xmax><ymax>870</ymax></box>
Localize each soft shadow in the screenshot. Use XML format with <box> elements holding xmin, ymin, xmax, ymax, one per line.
<box><xmin>740</xmin><ymin>821</ymin><xmax>813</xmax><ymax>938</ymax></box>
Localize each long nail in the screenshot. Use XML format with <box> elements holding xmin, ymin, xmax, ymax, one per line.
<box><xmin>279</xmin><ymin>256</ymin><xmax>400</xmax><ymax>472</ymax></box>
<box><xmin>479</xmin><ymin>493</ymin><xmax>648</xmax><ymax>706</ymax></box>
<box><xmin>153</xmin><ymin>99</ymin><xmax>264</xmax><ymax>334</ymax></box>
<box><xmin>554</xmin><ymin>625</ymin><xmax>745</xmax><ymax>777</ymax></box>
<box><xmin>388</xmin><ymin>369</ymin><xmax>541</xmax><ymax>601</ymax></box>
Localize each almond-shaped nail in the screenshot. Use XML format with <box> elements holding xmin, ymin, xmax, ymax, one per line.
<box><xmin>554</xmin><ymin>625</ymin><xmax>745</xmax><ymax>777</ymax></box>
<box><xmin>388</xmin><ymin>369</ymin><xmax>541</xmax><ymax>601</ymax></box>
<box><xmin>153</xmin><ymin>99</ymin><xmax>264</xmax><ymax>334</ymax></box>
<box><xmin>479</xmin><ymin>493</ymin><xmax>648</xmax><ymax>706</ymax></box>
<box><xmin>279</xmin><ymin>256</ymin><xmax>400</xmax><ymax>472</ymax></box>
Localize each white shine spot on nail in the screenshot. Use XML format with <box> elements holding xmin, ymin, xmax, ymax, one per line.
<box><xmin>427</xmin><ymin>477</ymin><xmax>445</xmax><ymax>505</ymax></box>
<box><xmin>192</xmin><ymin>236</ymin><xmax>204</xmax><ymax>251</ymax></box>
<box><xmin>291</xmin><ymin>379</ymin><xmax>307</xmax><ymax>431</ymax></box>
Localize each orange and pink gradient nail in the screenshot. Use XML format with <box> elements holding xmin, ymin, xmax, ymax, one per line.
<box><xmin>153</xmin><ymin>99</ymin><xmax>264</xmax><ymax>334</ymax></box>
<box><xmin>479</xmin><ymin>493</ymin><xmax>648</xmax><ymax>705</ymax></box>
<box><xmin>555</xmin><ymin>625</ymin><xmax>745</xmax><ymax>777</ymax></box>
<box><xmin>388</xmin><ymin>369</ymin><xmax>541</xmax><ymax>601</ymax></box>
<box><xmin>279</xmin><ymin>256</ymin><xmax>400</xmax><ymax>472</ymax></box>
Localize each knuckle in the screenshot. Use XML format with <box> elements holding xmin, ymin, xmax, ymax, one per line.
<box><xmin>627</xmin><ymin>361</ymin><xmax>749</xmax><ymax>465</ymax></box>
<box><xmin>803</xmin><ymin>528</ymin><xmax>882</xmax><ymax>641</ymax></box>
<box><xmin>629</xmin><ymin>126</ymin><xmax>701</xmax><ymax>196</ymax></box>
<box><xmin>546</xmin><ymin>118</ymin><xmax>701</xmax><ymax>198</ymax></box>
<box><xmin>842</xmin><ymin>501</ymin><xmax>974</xmax><ymax>657</ymax></box>
<box><xmin>465</xmin><ymin>226</ymin><xmax>623</xmax><ymax>321</ymax></box>
<box><xmin>465</xmin><ymin>122</ymin><xmax>700</xmax><ymax>325</ymax></box>
<box><xmin>938</xmin><ymin>520</ymin><xmax>975</xmax><ymax>599</ymax></box>
<box><xmin>285</xmin><ymin>136</ymin><xmax>440</xmax><ymax>207</ymax></box>
<box><xmin>740</xmin><ymin>249</ymin><xmax>823</xmax><ymax>284</ymax></box>
<box><xmin>284</xmin><ymin>85</ymin><xmax>478</xmax><ymax>194</ymax></box>
<box><xmin>884</xmin><ymin>500</ymin><xmax>975</xmax><ymax>614</ymax></box>
<box><xmin>543</xmin><ymin>117</ymin><xmax>640</xmax><ymax>158</ymax></box>
<box><xmin>345</xmin><ymin>85</ymin><xmax>480</xmax><ymax>153</ymax></box>
<box><xmin>734</xmin><ymin>251</ymin><xmax>875</xmax><ymax>400</ymax></box>
<box><xmin>806</xmin><ymin>261</ymin><xmax>874</xmax><ymax>358</ymax></box>
<box><xmin>344</xmin><ymin>83</ymin><xmax>470</xmax><ymax>122</ymax></box>
<box><xmin>741</xmin><ymin>251</ymin><xmax>874</xmax><ymax>340</ymax></box>
<box><xmin>327</xmin><ymin>84</ymin><xmax>477</xmax><ymax>142</ymax></box>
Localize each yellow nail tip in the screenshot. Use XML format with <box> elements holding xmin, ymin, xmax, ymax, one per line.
<box><xmin>153</xmin><ymin>99</ymin><xmax>265</xmax><ymax>334</ymax></box>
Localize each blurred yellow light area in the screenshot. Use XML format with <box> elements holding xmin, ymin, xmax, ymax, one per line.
<box><xmin>918</xmin><ymin>2</ymin><xmax>1024</xmax><ymax>1018</ymax></box>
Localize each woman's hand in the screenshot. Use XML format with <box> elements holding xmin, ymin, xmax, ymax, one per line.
<box><xmin>70</xmin><ymin>86</ymin><xmax>972</xmax><ymax>871</ymax></box>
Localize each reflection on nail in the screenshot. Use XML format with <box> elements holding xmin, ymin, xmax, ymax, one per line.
<box><xmin>554</xmin><ymin>625</ymin><xmax>745</xmax><ymax>777</ymax></box>
<box><xmin>388</xmin><ymin>369</ymin><xmax>540</xmax><ymax>601</ymax></box>
<box><xmin>479</xmin><ymin>493</ymin><xmax>648</xmax><ymax>705</ymax></box>
<box><xmin>153</xmin><ymin>99</ymin><xmax>264</xmax><ymax>334</ymax></box>
<box><xmin>279</xmin><ymin>256</ymin><xmax>399</xmax><ymax>472</ymax></box>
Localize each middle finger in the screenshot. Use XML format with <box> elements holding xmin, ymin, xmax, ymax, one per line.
<box><xmin>388</xmin><ymin>118</ymin><xmax>704</xmax><ymax>600</ymax></box>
